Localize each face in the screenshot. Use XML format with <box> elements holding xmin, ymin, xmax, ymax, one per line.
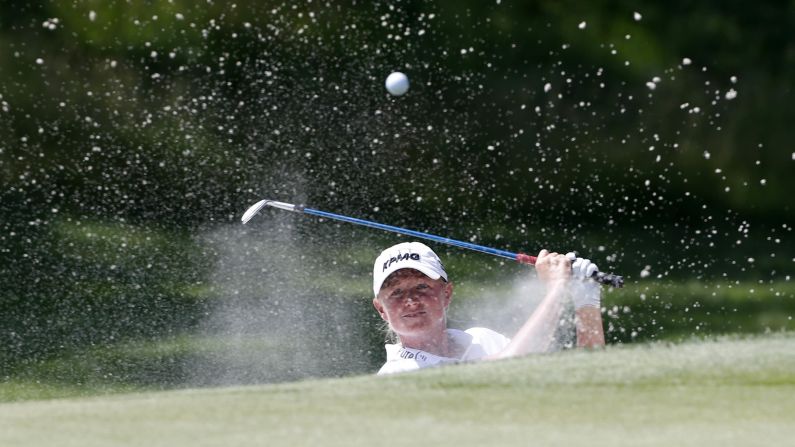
<box><xmin>372</xmin><ymin>269</ymin><xmax>453</xmax><ymax>339</ymax></box>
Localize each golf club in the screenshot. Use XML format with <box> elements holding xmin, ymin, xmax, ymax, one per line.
<box><xmin>242</xmin><ymin>199</ymin><xmax>624</xmax><ymax>288</ymax></box>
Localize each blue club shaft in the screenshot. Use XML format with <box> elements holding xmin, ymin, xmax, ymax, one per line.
<box><xmin>241</xmin><ymin>199</ymin><xmax>623</xmax><ymax>287</ymax></box>
<box><xmin>302</xmin><ymin>207</ymin><xmax>519</xmax><ymax>261</ymax></box>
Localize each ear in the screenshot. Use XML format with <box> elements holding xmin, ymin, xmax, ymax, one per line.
<box><xmin>372</xmin><ymin>297</ymin><xmax>389</xmax><ymax>322</ymax></box>
<box><xmin>442</xmin><ymin>281</ymin><xmax>453</xmax><ymax>309</ymax></box>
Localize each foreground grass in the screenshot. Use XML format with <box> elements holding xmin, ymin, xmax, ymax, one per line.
<box><xmin>1</xmin><ymin>333</ymin><xmax>793</xmax><ymax>447</ymax></box>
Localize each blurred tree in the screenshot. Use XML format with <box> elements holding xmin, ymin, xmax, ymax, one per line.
<box><xmin>0</xmin><ymin>0</ymin><xmax>792</xmax><ymax>378</ymax></box>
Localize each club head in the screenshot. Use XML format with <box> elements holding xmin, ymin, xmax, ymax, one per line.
<box><xmin>241</xmin><ymin>199</ymin><xmax>269</xmax><ymax>224</ymax></box>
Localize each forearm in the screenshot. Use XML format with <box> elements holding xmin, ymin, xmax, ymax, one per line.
<box><xmin>575</xmin><ymin>306</ymin><xmax>605</xmax><ymax>348</ymax></box>
<box><xmin>494</xmin><ymin>282</ymin><xmax>566</xmax><ymax>358</ymax></box>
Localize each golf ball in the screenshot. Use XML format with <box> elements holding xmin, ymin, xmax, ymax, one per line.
<box><xmin>385</xmin><ymin>72</ymin><xmax>409</xmax><ymax>96</ymax></box>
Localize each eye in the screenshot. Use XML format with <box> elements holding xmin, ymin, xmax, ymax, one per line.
<box><xmin>388</xmin><ymin>289</ymin><xmax>405</xmax><ymax>300</ymax></box>
<box><xmin>414</xmin><ymin>284</ymin><xmax>434</xmax><ymax>295</ymax></box>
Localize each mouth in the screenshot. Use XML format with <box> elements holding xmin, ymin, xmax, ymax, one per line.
<box><xmin>402</xmin><ymin>311</ymin><xmax>426</xmax><ymax>318</ymax></box>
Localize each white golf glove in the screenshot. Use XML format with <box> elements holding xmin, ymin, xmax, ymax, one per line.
<box><xmin>566</xmin><ymin>252</ymin><xmax>601</xmax><ymax>309</ymax></box>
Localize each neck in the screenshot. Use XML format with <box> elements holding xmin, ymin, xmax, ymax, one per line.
<box><xmin>400</xmin><ymin>328</ymin><xmax>453</xmax><ymax>358</ymax></box>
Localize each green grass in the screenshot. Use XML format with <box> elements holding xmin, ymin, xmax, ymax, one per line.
<box><xmin>0</xmin><ymin>379</ymin><xmax>145</xmax><ymax>403</ymax></box>
<box><xmin>1</xmin><ymin>333</ymin><xmax>793</xmax><ymax>447</ymax></box>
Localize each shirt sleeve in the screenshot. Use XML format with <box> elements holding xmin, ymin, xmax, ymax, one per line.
<box><xmin>464</xmin><ymin>327</ymin><xmax>511</xmax><ymax>357</ymax></box>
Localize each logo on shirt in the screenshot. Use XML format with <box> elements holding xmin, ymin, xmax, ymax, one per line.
<box><xmin>398</xmin><ymin>347</ymin><xmax>428</xmax><ymax>362</ymax></box>
<box><xmin>383</xmin><ymin>252</ymin><xmax>421</xmax><ymax>272</ymax></box>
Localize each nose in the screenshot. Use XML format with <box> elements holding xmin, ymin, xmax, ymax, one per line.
<box><xmin>404</xmin><ymin>292</ymin><xmax>421</xmax><ymax>305</ymax></box>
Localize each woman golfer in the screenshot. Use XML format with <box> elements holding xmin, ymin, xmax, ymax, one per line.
<box><xmin>372</xmin><ymin>242</ymin><xmax>605</xmax><ymax>375</ymax></box>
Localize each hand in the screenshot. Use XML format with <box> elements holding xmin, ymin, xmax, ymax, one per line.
<box><xmin>534</xmin><ymin>249</ymin><xmax>572</xmax><ymax>286</ymax></box>
<box><xmin>565</xmin><ymin>252</ymin><xmax>601</xmax><ymax>309</ymax></box>
<box><xmin>567</xmin><ymin>252</ymin><xmax>598</xmax><ymax>280</ymax></box>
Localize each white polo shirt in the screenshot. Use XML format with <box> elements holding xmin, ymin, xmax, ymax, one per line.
<box><xmin>376</xmin><ymin>327</ymin><xmax>511</xmax><ymax>375</ymax></box>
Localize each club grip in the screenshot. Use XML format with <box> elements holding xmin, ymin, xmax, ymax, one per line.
<box><xmin>516</xmin><ymin>253</ymin><xmax>537</xmax><ymax>265</ymax></box>
<box><xmin>516</xmin><ymin>252</ymin><xmax>624</xmax><ymax>288</ymax></box>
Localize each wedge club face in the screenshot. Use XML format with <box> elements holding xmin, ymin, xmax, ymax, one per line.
<box><xmin>241</xmin><ymin>199</ymin><xmax>269</xmax><ymax>224</ymax></box>
<box><xmin>241</xmin><ymin>199</ymin><xmax>300</xmax><ymax>223</ymax></box>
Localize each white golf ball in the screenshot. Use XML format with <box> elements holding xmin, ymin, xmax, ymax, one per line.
<box><xmin>385</xmin><ymin>72</ymin><xmax>409</xmax><ymax>96</ymax></box>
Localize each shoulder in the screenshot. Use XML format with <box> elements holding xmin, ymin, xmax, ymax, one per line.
<box><xmin>463</xmin><ymin>327</ymin><xmax>510</xmax><ymax>357</ymax></box>
<box><xmin>447</xmin><ymin>327</ymin><xmax>510</xmax><ymax>361</ymax></box>
<box><xmin>464</xmin><ymin>327</ymin><xmax>510</xmax><ymax>345</ymax></box>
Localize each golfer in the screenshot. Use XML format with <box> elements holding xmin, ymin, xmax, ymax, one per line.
<box><xmin>372</xmin><ymin>242</ymin><xmax>605</xmax><ymax>375</ymax></box>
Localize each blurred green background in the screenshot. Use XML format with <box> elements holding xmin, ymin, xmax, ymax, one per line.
<box><xmin>1</xmin><ymin>0</ymin><xmax>792</xmax><ymax>398</ymax></box>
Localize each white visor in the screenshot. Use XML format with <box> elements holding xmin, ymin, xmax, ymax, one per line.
<box><xmin>372</xmin><ymin>242</ymin><xmax>448</xmax><ymax>296</ymax></box>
